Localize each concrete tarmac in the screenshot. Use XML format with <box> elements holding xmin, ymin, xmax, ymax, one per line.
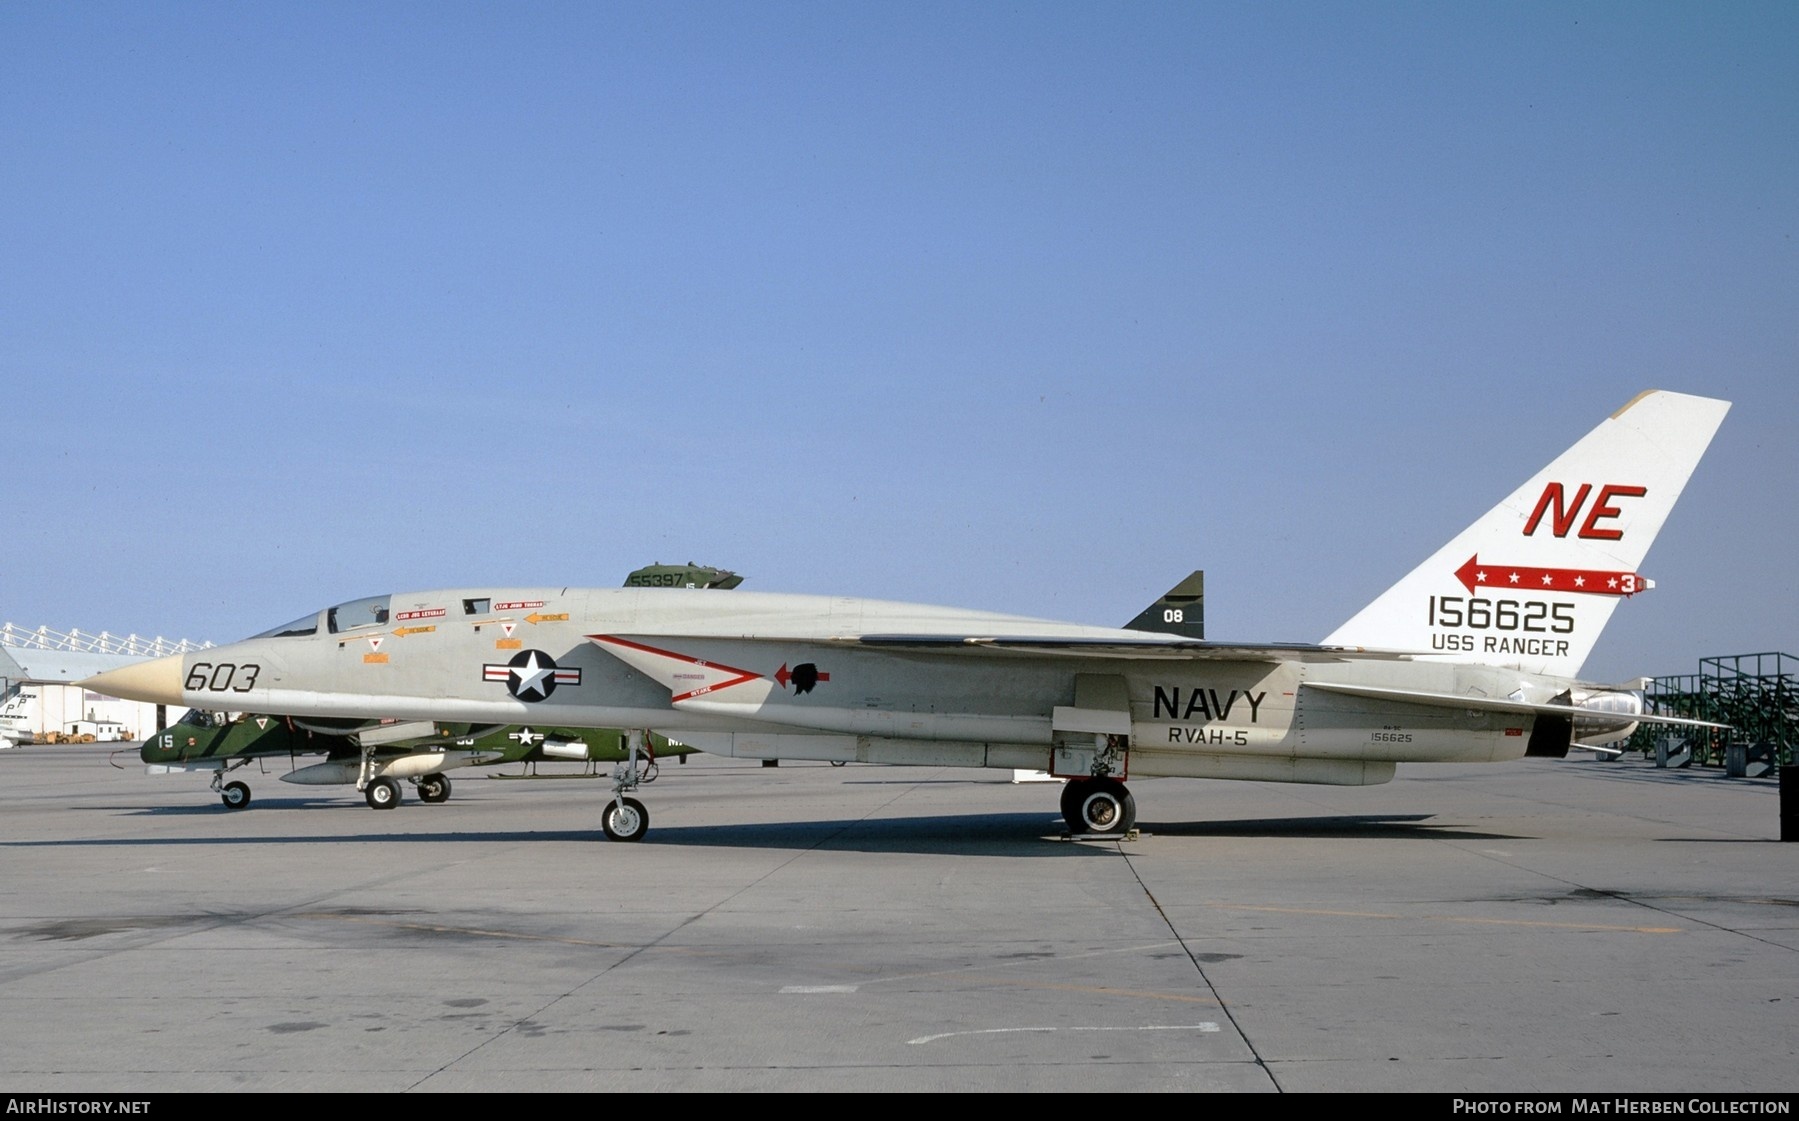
<box><xmin>0</xmin><ymin>744</ymin><xmax>1793</xmax><ymax>1094</ymax></box>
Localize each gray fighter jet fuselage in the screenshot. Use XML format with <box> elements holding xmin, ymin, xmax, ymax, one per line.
<box><xmin>87</xmin><ymin>391</ymin><xmax>1731</xmax><ymax>841</ymax></box>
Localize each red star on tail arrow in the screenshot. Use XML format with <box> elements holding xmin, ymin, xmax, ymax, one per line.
<box><xmin>1454</xmin><ymin>555</ymin><xmax>1645</xmax><ymax>596</ymax></box>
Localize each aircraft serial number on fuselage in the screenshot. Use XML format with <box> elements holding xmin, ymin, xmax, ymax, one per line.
<box><xmin>624</xmin><ymin>573</ymin><xmax>688</xmax><ymax>587</ymax></box>
<box><xmin>184</xmin><ymin>662</ymin><xmax>262</xmax><ymax>693</ymax></box>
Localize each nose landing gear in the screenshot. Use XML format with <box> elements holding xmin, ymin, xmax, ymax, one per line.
<box><xmin>600</xmin><ymin>730</ymin><xmax>653</xmax><ymax>841</ymax></box>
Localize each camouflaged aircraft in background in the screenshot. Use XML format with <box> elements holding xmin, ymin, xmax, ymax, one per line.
<box><xmin>90</xmin><ymin>392</ymin><xmax>1729</xmax><ymax>841</ymax></box>
<box><xmin>623</xmin><ymin>563</ymin><xmax>744</xmax><ymax>590</ymax></box>
<box><xmin>138</xmin><ymin>713</ymin><xmax>695</xmax><ymax>810</ymax></box>
<box><xmin>132</xmin><ymin>564</ymin><xmax>733</xmax><ymax>810</ymax></box>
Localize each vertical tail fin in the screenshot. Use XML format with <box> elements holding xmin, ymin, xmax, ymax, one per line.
<box><xmin>1323</xmin><ymin>390</ymin><xmax>1729</xmax><ymax>678</ymax></box>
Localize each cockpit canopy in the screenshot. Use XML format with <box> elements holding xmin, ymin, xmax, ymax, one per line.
<box><xmin>248</xmin><ymin>594</ymin><xmax>393</xmax><ymax>640</ymax></box>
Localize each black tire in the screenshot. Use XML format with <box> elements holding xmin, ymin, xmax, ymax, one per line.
<box><xmin>601</xmin><ymin>796</ymin><xmax>649</xmax><ymax>842</ymax></box>
<box><xmin>220</xmin><ymin>781</ymin><xmax>252</xmax><ymax>811</ymax></box>
<box><xmin>365</xmin><ymin>776</ymin><xmax>400</xmax><ymax>810</ymax></box>
<box><xmin>1059</xmin><ymin>778</ymin><xmax>1087</xmax><ymax>824</ymax></box>
<box><xmin>1065</xmin><ymin>778</ymin><xmax>1136</xmax><ymax>836</ymax></box>
<box><xmin>417</xmin><ymin>774</ymin><xmax>451</xmax><ymax>804</ymax></box>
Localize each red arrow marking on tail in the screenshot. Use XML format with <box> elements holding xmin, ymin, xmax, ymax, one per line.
<box><xmin>1454</xmin><ymin>555</ymin><xmax>1644</xmax><ymax>596</ymax></box>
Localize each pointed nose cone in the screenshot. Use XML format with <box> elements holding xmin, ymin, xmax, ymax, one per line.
<box><xmin>82</xmin><ymin>653</ymin><xmax>186</xmax><ymax>705</ymax></box>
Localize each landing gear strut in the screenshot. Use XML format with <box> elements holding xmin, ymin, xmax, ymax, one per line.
<box><xmin>353</xmin><ymin>741</ymin><xmax>404</xmax><ymax>810</ymax></box>
<box><xmin>1054</xmin><ymin>727</ymin><xmax>1136</xmax><ymax>837</ymax></box>
<box><xmin>601</xmin><ymin>730</ymin><xmax>652</xmax><ymax>841</ymax></box>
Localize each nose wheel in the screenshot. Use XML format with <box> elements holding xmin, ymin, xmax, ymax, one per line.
<box><xmin>601</xmin><ymin>796</ymin><xmax>648</xmax><ymax>842</ymax></box>
<box><xmin>220</xmin><ymin>781</ymin><xmax>252</xmax><ymax>810</ymax></box>
<box><xmin>599</xmin><ymin>730</ymin><xmax>654</xmax><ymax>841</ymax></box>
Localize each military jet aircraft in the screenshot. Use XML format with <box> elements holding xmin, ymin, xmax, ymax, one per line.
<box><xmin>132</xmin><ymin>567</ymin><xmax>1204</xmax><ymax>808</ymax></box>
<box><xmin>138</xmin><ymin>712</ymin><xmax>692</xmax><ymax>809</ymax></box>
<box><xmin>130</xmin><ymin>562</ymin><xmax>735</xmax><ymax>809</ymax></box>
<box><xmin>87</xmin><ymin>390</ymin><xmax>1729</xmax><ymax>842</ymax></box>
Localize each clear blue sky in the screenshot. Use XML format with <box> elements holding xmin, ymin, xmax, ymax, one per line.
<box><xmin>4</xmin><ymin>2</ymin><xmax>1793</xmax><ymax>684</ymax></box>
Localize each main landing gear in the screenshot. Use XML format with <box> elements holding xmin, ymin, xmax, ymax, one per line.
<box><xmin>365</xmin><ymin>775</ymin><xmax>400</xmax><ymax>810</ymax></box>
<box><xmin>600</xmin><ymin>730</ymin><xmax>653</xmax><ymax>842</ymax></box>
<box><xmin>1060</xmin><ymin>777</ymin><xmax>1137</xmax><ymax>837</ymax></box>
<box><xmin>355</xmin><ymin>772</ymin><xmax>452</xmax><ymax>809</ymax></box>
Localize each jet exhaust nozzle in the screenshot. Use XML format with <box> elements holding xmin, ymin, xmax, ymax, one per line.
<box><xmin>1570</xmin><ymin>689</ymin><xmax>1643</xmax><ymax>746</ymax></box>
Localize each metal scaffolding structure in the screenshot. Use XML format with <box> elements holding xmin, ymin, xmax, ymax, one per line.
<box><xmin>1630</xmin><ymin>651</ymin><xmax>1796</xmax><ymax>768</ymax></box>
<box><xmin>0</xmin><ymin>623</ymin><xmax>211</xmax><ymax>658</ymax></box>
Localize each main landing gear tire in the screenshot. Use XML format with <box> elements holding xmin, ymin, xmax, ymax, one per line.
<box><xmin>1059</xmin><ymin>779</ymin><xmax>1084</xmax><ymax>823</ymax></box>
<box><xmin>221</xmin><ymin>781</ymin><xmax>251</xmax><ymax>811</ymax></box>
<box><xmin>601</xmin><ymin>796</ymin><xmax>649</xmax><ymax>842</ymax></box>
<box><xmin>1061</xmin><ymin>778</ymin><xmax>1136</xmax><ymax>836</ymax></box>
<box><xmin>416</xmin><ymin>774</ymin><xmax>451</xmax><ymax>804</ymax></box>
<box><xmin>365</xmin><ymin>776</ymin><xmax>400</xmax><ymax>810</ymax></box>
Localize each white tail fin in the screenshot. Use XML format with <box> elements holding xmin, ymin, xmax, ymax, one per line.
<box><xmin>1323</xmin><ymin>390</ymin><xmax>1729</xmax><ymax>677</ymax></box>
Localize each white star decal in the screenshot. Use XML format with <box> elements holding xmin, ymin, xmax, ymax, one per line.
<box><xmin>511</xmin><ymin>727</ymin><xmax>544</xmax><ymax>747</ymax></box>
<box><xmin>1476</xmin><ymin>570</ymin><xmax>1488</xmax><ymax>583</ymax></box>
<box><xmin>1574</xmin><ymin>576</ymin><xmax>1585</xmax><ymax>587</ymax></box>
<box><xmin>1508</xmin><ymin>572</ymin><xmax>1521</xmax><ymax>584</ymax></box>
<box><xmin>510</xmin><ymin>652</ymin><xmax>554</xmax><ymax>699</ymax></box>
<box><xmin>1607</xmin><ymin>577</ymin><xmax>1619</xmax><ymax>589</ymax></box>
<box><xmin>1541</xmin><ymin>574</ymin><xmax>1554</xmax><ymax>586</ymax></box>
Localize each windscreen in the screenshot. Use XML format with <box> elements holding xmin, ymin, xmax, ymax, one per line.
<box><xmin>248</xmin><ymin>611</ymin><xmax>320</xmax><ymax>639</ymax></box>
<box><xmin>327</xmin><ymin>595</ymin><xmax>392</xmax><ymax>633</ymax></box>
